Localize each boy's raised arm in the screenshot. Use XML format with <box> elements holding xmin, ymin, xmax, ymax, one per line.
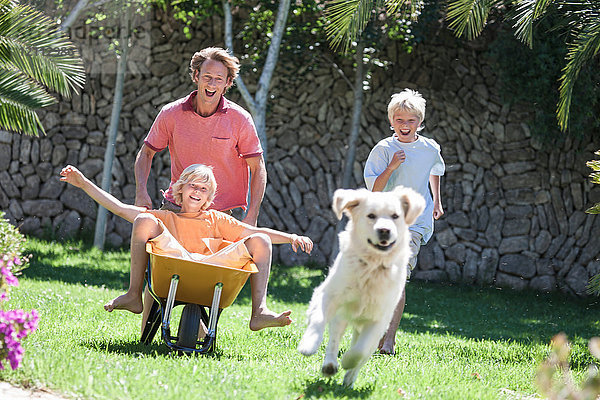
<box><xmin>240</xmin><ymin>225</ymin><xmax>313</xmax><ymax>254</ymax></box>
<box><xmin>60</xmin><ymin>165</ymin><xmax>147</xmax><ymax>223</ymax></box>
<box><xmin>371</xmin><ymin>150</ymin><xmax>406</xmax><ymax>192</ymax></box>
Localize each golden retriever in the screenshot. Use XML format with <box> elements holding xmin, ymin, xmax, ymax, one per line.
<box><xmin>298</xmin><ymin>187</ymin><xmax>425</xmax><ymax>387</ymax></box>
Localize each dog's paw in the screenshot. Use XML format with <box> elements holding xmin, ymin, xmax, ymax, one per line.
<box><xmin>341</xmin><ymin>350</ymin><xmax>364</xmax><ymax>369</ymax></box>
<box><xmin>321</xmin><ymin>362</ymin><xmax>338</xmax><ymax>377</ymax></box>
<box><xmin>297</xmin><ymin>332</ymin><xmax>321</xmax><ymax>356</ymax></box>
<box><xmin>343</xmin><ymin>369</ymin><xmax>359</xmax><ymax>388</ymax></box>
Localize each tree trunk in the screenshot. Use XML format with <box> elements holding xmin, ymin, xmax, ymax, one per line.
<box><xmin>342</xmin><ymin>39</ymin><xmax>365</xmax><ymax>189</ymax></box>
<box><xmin>93</xmin><ymin>13</ymin><xmax>129</xmax><ymax>249</ymax></box>
<box><xmin>222</xmin><ymin>0</ymin><xmax>291</xmax><ymax>159</ymax></box>
<box><xmin>60</xmin><ymin>0</ymin><xmax>90</xmax><ymax>30</ymax></box>
<box><xmin>222</xmin><ymin>0</ymin><xmax>256</xmax><ymax>115</ymax></box>
<box><xmin>332</xmin><ymin>39</ymin><xmax>366</xmax><ymax>264</ymax></box>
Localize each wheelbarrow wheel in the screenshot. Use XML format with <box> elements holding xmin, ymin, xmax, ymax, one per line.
<box><xmin>177</xmin><ymin>304</ymin><xmax>202</xmax><ymax>349</ymax></box>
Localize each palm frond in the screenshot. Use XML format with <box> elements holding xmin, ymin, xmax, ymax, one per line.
<box><xmin>587</xmin><ymin>160</ymin><xmax>600</xmax><ymax>171</ymax></box>
<box><xmin>386</xmin><ymin>0</ymin><xmax>422</xmax><ymax>19</ymax></box>
<box><xmin>325</xmin><ymin>0</ymin><xmax>379</xmax><ymax>52</ymax></box>
<box><xmin>446</xmin><ymin>0</ymin><xmax>501</xmax><ymax>40</ymax></box>
<box><xmin>0</xmin><ymin>0</ymin><xmax>85</xmax><ymax>97</ymax></box>
<box><xmin>0</xmin><ymin>0</ymin><xmax>85</xmax><ymax>136</ymax></box>
<box><xmin>589</xmin><ymin>172</ymin><xmax>600</xmax><ymax>186</ymax></box>
<box><xmin>511</xmin><ymin>0</ymin><xmax>555</xmax><ymax>48</ymax></box>
<box><xmin>323</xmin><ymin>0</ymin><xmax>424</xmax><ymax>52</ymax></box>
<box><xmin>557</xmin><ymin>14</ymin><xmax>600</xmax><ymax>131</ymax></box>
<box><xmin>587</xmin><ymin>272</ymin><xmax>600</xmax><ymax>296</ymax></box>
<box><xmin>586</xmin><ymin>203</ymin><xmax>600</xmax><ymax>214</ymax></box>
<box><xmin>0</xmin><ymin>67</ymin><xmax>56</xmax><ymax>108</ymax></box>
<box><xmin>0</xmin><ymin>99</ymin><xmax>44</xmax><ymax>136</ymax></box>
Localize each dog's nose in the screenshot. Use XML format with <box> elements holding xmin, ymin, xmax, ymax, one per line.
<box><xmin>377</xmin><ymin>228</ymin><xmax>390</xmax><ymax>241</ymax></box>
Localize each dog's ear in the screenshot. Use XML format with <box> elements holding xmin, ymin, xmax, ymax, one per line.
<box><xmin>332</xmin><ymin>189</ymin><xmax>368</xmax><ymax>220</ymax></box>
<box><xmin>393</xmin><ymin>186</ymin><xmax>426</xmax><ymax>225</ymax></box>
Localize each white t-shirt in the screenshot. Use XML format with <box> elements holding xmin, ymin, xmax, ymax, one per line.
<box><xmin>364</xmin><ymin>133</ymin><xmax>445</xmax><ymax>243</ymax></box>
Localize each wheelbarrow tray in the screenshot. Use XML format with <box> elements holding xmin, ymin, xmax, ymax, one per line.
<box><xmin>146</xmin><ymin>243</ymin><xmax>258</xmax><ymax>308</ymax></box>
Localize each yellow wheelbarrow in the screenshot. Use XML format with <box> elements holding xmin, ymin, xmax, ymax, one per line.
<box><xmin>140</xmin><ymin>243</ymin><xmax>258</xmax><ymax>353</ymax></box>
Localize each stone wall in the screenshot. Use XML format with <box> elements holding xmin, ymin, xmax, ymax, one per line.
<box><xmin>1</xmin><ymin>9</ymin><xmax>599</xmax><ymax>296</ymax></box>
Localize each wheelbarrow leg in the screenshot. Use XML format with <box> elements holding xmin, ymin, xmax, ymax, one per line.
<box><xmin>140</xmin><ymin>296</ymin><xmax>161</xmax><ymax>345</ymax></box>
<box><xmin>207</xmin><ymin>282</ymin><xmax>223</xmax><ymax>337</ymax></box>
<box><xmin>162</xmin><ymin>274</ymin><xmax>180</xmax><ymax>334</ymax></box>
<box><xmin>194</xmin><ymin>282</ymin><xmax>223</xmax><ymax>353</ymax></box>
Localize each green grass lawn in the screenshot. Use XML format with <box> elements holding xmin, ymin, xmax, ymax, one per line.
<box><xmin>1</xmin><ymin>237</ymin><xmax>599</xmax><ymax>399</ymax></box>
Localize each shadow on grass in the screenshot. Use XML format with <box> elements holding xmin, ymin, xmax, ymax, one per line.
<box><xmin>78</xmin><ymin>332</ymin><xmax>244</xmax><ymax>361</ymax></box>
<box><xmin>24</xmin><ymin>260</ymin><xmax>129</xmax><ymax>290</ymax></box>
<box><xmin>79</xmin><ymin>337</ymin><xmax>169</xmax><ymax>356</ymax></box>
<box><xmin>78</xmin><ymin>337</ymin><xmax>230</xmax><ymax>360</ymax></box>
<box><xmin>300</xmin><ymin>377</ymin><xmax>374</xmax><ymax>399</ymax></box>
<box><xmin>23</xmin><ymin>241</ymin><xmax>130</xmax><ymax>290</ymax></box>
<box><xmin>396</xmin><ymin>281</ymin><xmax>600</xmax><ymax>348</ymax></box>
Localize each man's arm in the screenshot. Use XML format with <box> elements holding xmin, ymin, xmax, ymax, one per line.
<box><xmin>134</xmin><ymin>143</ymin><xmax>157</xmax><ymax>209</ymax></box>
<box><xmin>243</xmin><ymin>155</ymin><xmax>266</xmax><ymax>226</ymax></box>
<box><xmin>429</xmin><ymin>174</ymin><xmax>444</xmax><ymax>220</ymax></box>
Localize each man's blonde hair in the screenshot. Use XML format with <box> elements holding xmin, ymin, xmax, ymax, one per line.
<box><xmin>189</xmin><ymin>47</ymin><xmax>240</xmax><ymax>84</ymax></box>
<box><xmin>171</xmin><ymin>164</ymin><xmax>217</xmax><ymax>209</ymax></box>
<box><xmin>387</xmin><ymin>89</ymin><xmax>426</xmax><ymax>127</ymax></box>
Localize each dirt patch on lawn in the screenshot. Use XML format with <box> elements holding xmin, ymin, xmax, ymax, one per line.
<box><xmin>0</xmin><ymin>382</ymin><xmax>69</xmax><ymax>400</ymax></box>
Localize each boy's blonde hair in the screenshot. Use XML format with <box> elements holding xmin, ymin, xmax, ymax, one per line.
<box><xmin>171</xmin><ymin>164</ymin><xmax>217</xmax><ymax>209</ymax></box>
<box><xmin>387</xmin><ymin>89</ymin><xmax>426</xmax><ymax>128</ymax></box>
<box><xmin>189</xmin><ymin>47</ymin><xmax>240</xmax><ymax>84</ymax></box>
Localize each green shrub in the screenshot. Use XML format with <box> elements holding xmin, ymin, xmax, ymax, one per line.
<box><xmin>0</xmin><ymin>211</ymin><xmax>28</xmax><ymax>275</ymax></box>
<box><xmin>536</xmin><ymin>333</ymin><xmax>600</xmax><ymax>399</ymax></box>
<box><xmin>586</xmin><ymin>150</ymin><xmax>600</xmax><ymax>296</ymax></box>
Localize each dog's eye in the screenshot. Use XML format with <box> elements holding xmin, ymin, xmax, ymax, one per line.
<box><xmin>367</xmin><ymin>213</ymin><xmax>376</xmax><ymax>219</ymax></box>
<box><xmin>391</xmin><ymin>213</ymin><xmax>399</xmax><ymax>219</ymax></box>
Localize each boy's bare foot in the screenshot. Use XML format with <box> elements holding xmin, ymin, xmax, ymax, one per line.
<box><xmin>249</xmin><ymin>309</ymin><xmax>292</xmax><ymax>331</ymax></box>
<box><xmin>104</xmin><ymin>293</ymin><xmax>143</xmax><ymax>314</ymax></box>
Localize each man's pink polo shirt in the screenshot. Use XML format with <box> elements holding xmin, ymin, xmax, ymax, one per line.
<box><xmin>144</xmin><ymin>91</ymin><xmax>262</xmax><ymax>211</ymax></box>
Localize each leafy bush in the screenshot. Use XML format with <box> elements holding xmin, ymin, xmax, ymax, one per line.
<box><xmin>536</xmin><ymin>333</ymin><xmax>600</xmax><ymax>399</ymax></box>
<box><xmin>0</xmin><ymin>211</ymin><xmax>27</xmax><ymax>275</ymax></box>
<box><xmin>0</xmin><ymin>213</ymin><xmax>38</xmax><ymax>370</ymax></box>
<box><xmin>0</xmin><ymin>257</ymin><xmax>39</xmax><ymax>369</ymax></box>
<box><xmin>586</xmin><ymin>150</ymin><xmax>600</xmax><ymax>215</ymax></box>
<box><xmin>586</xmin><ymin>150</ymin><xmax>600</xmax><ymax>296</ymax></box>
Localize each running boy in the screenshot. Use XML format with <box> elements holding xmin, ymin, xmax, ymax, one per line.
<box><xmin>363</xmin><ymin>88</ymin><xmax>445</xmax><ymax>354</ymax></box>
<box><xmin>60</xmin><ymin>164</ymin><xmax>313</xmax><ymax>331</ymax></box>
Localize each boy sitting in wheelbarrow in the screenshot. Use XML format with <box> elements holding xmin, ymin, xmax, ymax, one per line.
<box><xmin>60</xmin><ymin>163</ymin><xmax>313</xmax><ymax>331</ymax></box>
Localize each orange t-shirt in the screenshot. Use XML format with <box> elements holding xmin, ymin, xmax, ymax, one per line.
<box><xmin>146</xmin><ymin>209</ymin><xmax>246</xmax><ymax>255</ymax></box>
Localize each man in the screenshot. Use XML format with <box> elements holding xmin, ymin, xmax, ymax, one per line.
<box><xmin>134</xmin><ymin>47</ymin><xmax>266</xmax><ymax>226</ymax></box>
